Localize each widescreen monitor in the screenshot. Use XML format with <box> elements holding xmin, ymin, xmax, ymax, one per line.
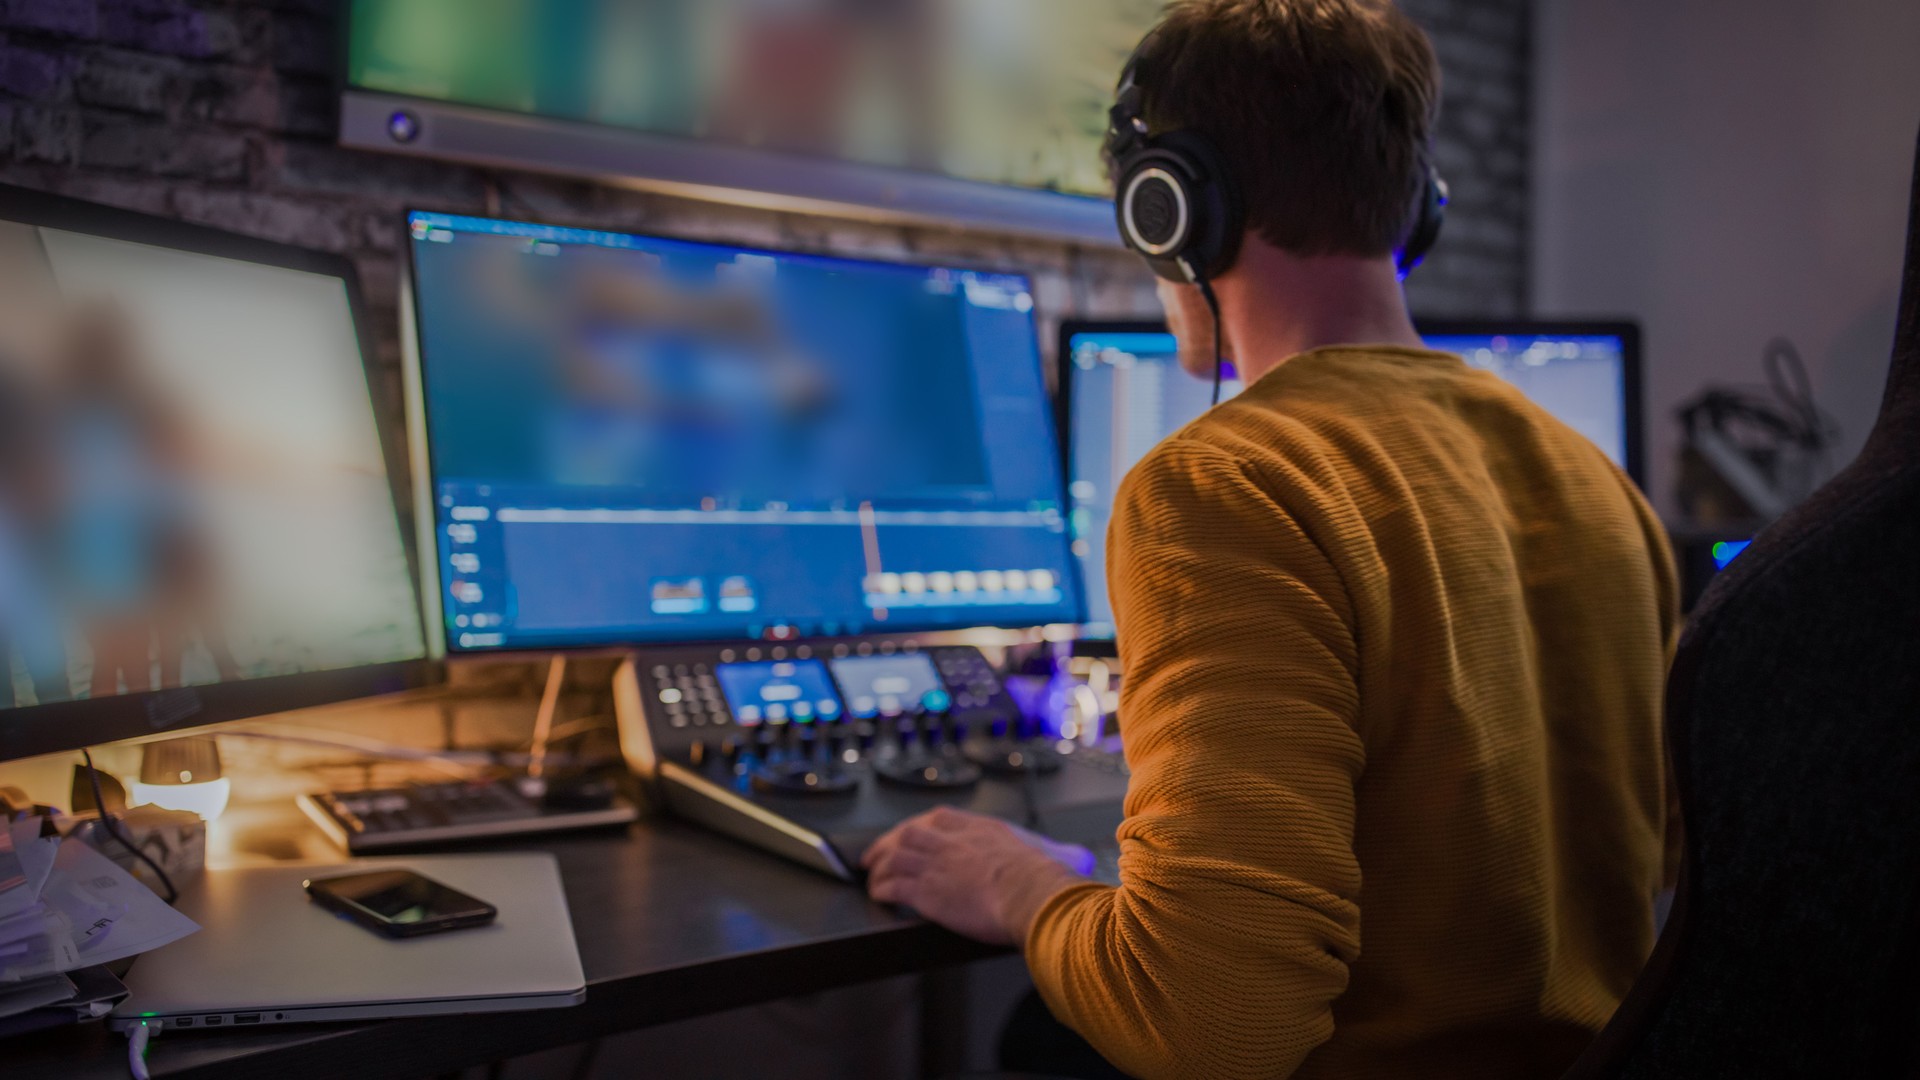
<box><xmin>0</xmin><ymin>186</ymin><xmax>432</xmax><ymax>763</ymax></box>
<box><xmin>343</xmin><ymin>2</ymin><xmax>1164</xmax><ymax>242</ymax></box>
<box><xmin>1060</xmin><ymin>319</ymin><xmax>1643</xmax><ymax>640</ymax></box>
<box><xmin>405</xmin><ymin>211</ymin><xmax>1083</xmax><ymax>652</ymax></box>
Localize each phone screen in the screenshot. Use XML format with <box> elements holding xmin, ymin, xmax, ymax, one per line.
<box><xmin>306</xmin><ymin>870</ymin><xmax>495</xmax><ymax>928</ymax></box>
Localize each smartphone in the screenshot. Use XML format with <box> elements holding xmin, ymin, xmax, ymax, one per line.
<box><xmin>304</xmin><ymin>869</ymin><xmax>498</xmax><ymax>939</ymax></box>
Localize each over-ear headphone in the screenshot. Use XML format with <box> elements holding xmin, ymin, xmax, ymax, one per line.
<box><xmin>1105</xmin><ymin>53</ymin><xmax>1244</xmax><ymax>285</ymax></box>
<box><xmin>1105</xmin><ymin>44</ymin><xmax>1449</xmax><ymax>283</ymax></box>
<box><xmin>1399</xmin><ymin>165</ymin><xmax>1449</xmax><ymax>279</ymax></box>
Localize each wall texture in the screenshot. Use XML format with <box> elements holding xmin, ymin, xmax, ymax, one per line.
<box><xmin>2</xmin><ymin>0</ymin><xmax>1530</xmax><ymax>462</ymax></box>
<box><xmin>1534</xmin><ymin>0</ymin><xmax>1920</xmax><ymax>517</ymax></box>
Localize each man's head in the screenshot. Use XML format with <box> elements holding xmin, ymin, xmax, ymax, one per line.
<box><xmin>1115</xmin><ymin>0</ymin><xmax>1442</xmax><ymax>375</ymax></box>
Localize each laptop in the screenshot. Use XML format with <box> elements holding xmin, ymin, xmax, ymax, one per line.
<box><xmin>110</xmin><ymin>852</ymin><xmax>585</xmax><ymax>1031</ymax></box>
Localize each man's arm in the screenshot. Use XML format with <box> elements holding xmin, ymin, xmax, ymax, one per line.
<box><xmin>1025</xmin><ymin>439</ymin><xmax>1367</xmax><ymax>1080</ymax></box>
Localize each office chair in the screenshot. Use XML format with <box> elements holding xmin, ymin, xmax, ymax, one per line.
<box><xmin>1563</xmin><ymin>128</ymin><xmax>1920</xmax><ymax>1078</ymax></box>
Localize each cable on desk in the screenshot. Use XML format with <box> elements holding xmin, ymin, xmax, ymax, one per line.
<box><xmin>82</xmin><ymin>749</ymin><xmax>177</xmax><ymax>905</ymax></box>
<box><xmin>127</xmin><ymin>1019</ymin><xmax>156</xmax><ymax>1080</ymax></box>
<box><xmin>1020</xmin><ymin>761</ymin><xmax>1046</xmax><ymax>834</ymax></box>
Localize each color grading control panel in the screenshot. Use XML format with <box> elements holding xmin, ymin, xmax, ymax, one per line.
<box><xmin>615</xmin><ymin>637</ymin><xmax>1129</xmax><ymax>879</ymax></box>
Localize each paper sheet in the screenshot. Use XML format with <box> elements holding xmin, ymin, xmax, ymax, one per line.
<box><xmin>0</xmin><ymin>818</ymin><xmax>59</xmax><ymax>922</ymax></box>
<box><xmin>0</xmin><ymin>839</ymin><xmax>199</xmax><ymax>983</ymax></box>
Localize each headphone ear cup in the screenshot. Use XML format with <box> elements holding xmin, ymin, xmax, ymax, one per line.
<box><xmin>1115</xmin><ymin>149</ymin><xmax>1198</xmax><ymax>281</ymax></box>
<box><xmin>1155</xmin><ymin>131</ymin><xmax>1243</xmax><ymax>281</ymax></box>
<box><xmin>1113</xmin><ymin>133</ymin><xmax>1244</xmax><ymax>283</ymax></box>
<box><xmin>1397</xmin><ymin>170</ymin><xmax>1447</xmax><ymax>277</ymax></box>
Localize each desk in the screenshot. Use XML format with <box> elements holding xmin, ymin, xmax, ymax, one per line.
<box><xmin>3</xmin><ymin>819</ymin><xmax>1014</xmax><ymax>1080</ymax></box>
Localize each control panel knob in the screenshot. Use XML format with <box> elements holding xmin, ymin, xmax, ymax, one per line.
<box><xmin>721</xmin><ymin>736</ymin><xmax>744</xmax><ymax>770</ymax></box>
<box><xmin>856</xmin><ymin>722</ymin><xmax>878</xmax><ymax>757</ymax></box>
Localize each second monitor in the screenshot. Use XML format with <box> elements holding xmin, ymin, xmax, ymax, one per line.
<box><xmin>1061</xmin><ymin>319</ymin><xmax>1644</xmax><ymax>641</ymax></box>
<box><xmin>405</xmin><ymin>213</ymin><xmax>1084</xmax><ymax>652</ymax></box>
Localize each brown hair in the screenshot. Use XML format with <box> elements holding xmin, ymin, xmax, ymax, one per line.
<box><xmin>1129</xmin><ymin>0</ymin><xmax>1441</xmax><ymax>258</ymax></box>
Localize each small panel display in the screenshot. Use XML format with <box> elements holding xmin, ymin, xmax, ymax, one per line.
<box><xmin>828</xmin><ymin>653</ymin><xmax>948</xmax><ymax>719</ymax></box>
<box><xmin>714</xmin><ymin>659</ymin><xmax>843</xmax><ymax>726</ymax></box>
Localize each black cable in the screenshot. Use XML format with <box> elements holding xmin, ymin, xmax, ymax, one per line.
<box><xmin>1763</xmin><ymin>337</ymin><xmax>1837</xmax><ymax>451</ymax></box>
<box><xmin>1198</xmin><ymin>276</ymin><xmax>1225</xmax><ymax>406</ymax></box>
<box><xmin>80</xmin><ymin>749</ymin><xmax>178</xmax><ymax>905</ymax></box>
<box><xmin>1020</xmin><ymin>761</ymin><xmax>1045</xmax><ymax>833</ymax></box>
<box><xmin>487</xmin><ymin>174</ymin><xmax>545</xmax><ymax>220</ymax></box>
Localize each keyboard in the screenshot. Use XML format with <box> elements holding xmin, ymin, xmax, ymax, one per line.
<box><xmin>298</xmin><ymin>778</ymin><xmax>639</xmax><ymax>853</ymax></box>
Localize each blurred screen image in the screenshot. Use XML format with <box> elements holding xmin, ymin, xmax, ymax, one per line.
<box><xmin>348</xmin><ymin>0</ymin><xmax>1162</xmax><ymax>199</ymax></box>
<box><xmin>408</xmin><ymin>212</ymin><xmax>1082</xmax><ymax>649</ymax></box>
<box><xmin>0</xmin><ymin>222</ymin><xmax>426</xmax><ymax>710</ymax></box>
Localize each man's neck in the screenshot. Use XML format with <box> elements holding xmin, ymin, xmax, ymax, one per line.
<box><xmin>1215</xmin><ymin>240</ymin><xmax>1425</xmax><ymax>386</ymax></box>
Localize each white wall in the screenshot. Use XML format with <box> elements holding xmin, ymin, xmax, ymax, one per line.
<box><xmin>1533</xmin><ymin>0</ymin><xmax>1920</xmax><ymax>517</ymax></box>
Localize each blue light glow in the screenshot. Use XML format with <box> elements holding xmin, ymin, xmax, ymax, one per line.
<box><xmin>1711</xmin><ymin>540</ymin><xmax>1751</xmax><ymax>570</ymax></box>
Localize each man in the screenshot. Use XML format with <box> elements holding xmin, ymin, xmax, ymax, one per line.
<box><xmin>861</xmin><ymin>2</ymin><xmax>1679</xmax><ymax>1078</ymax></box>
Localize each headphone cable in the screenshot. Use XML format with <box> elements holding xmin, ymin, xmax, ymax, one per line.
<box><xmin>1198</xmin><ymin>277</ymin><xmax>1225</xmax><ymax>406</ymax></box>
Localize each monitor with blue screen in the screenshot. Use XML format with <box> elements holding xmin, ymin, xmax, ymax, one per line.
<box><xmin>1059</xmin><ymin>319</ymin><xmax>1642</xmax><ymax>641</ymax></box>
<box><xmin>405</xmin><ymin>212</ymin><xmax>1082</xmax><ymax>652</ymax></box>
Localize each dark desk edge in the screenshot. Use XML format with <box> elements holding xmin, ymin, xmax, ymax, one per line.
<box><xmin>10</xmin><ymin>918</ymin><xmax>1007</xmax><ymax>1080</ymax></box>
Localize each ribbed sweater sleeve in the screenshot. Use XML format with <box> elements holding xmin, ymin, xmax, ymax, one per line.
<box><xmin>1024</xmin><ymin>439</ymin><xmax>1366</xmax><ymax>1080</ymax></box>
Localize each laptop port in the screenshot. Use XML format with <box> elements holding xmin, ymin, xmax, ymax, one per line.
<box><xmin>175</xmin><ymin>1017</ymin><xmax>193</xmax><ymax>1028</ymax></box>
<box><xmin>235</xmin><ymin>1014</ymin><xmax>261</xmax><ymax>1025</ymax></box>
<box><xmin>204</xmin><ymin>1016</ymin><xmax>223</xmax><ymax>1026</ymax></box>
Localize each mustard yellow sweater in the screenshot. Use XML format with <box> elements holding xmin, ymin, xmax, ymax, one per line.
<box><xmin>1026</xmin><ymin>346</ymin><xmax>1678</xmax><ymax>1080</ymax></box>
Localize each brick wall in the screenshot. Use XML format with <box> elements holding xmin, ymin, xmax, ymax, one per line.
<box><xmin>1</xmin><ymin>0</ymin><xmax>1529</xmax><ymax>409</ymax></box>
<box><xmin>1403</xmin><ymin>0</ymin><xmax>1533</xmax><ymax>316</ymax></box>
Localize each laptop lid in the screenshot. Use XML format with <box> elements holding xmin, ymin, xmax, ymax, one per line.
<box><xmin>112</xmin><ymin>853</ymin><xmax>584</xmax><ymax>1029</ymax></box>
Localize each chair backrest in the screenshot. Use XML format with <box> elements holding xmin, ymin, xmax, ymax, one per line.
<box><xmin>1565</xmin><ymin>128</ymin><xmax>1920</xmax><ymax>1079</ymax></box>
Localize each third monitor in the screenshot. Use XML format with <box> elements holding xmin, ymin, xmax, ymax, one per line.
<box><xmin>1061</xmin><ymin>319</ymin><xmax>1643</xmax><ymax>642</ymax></box>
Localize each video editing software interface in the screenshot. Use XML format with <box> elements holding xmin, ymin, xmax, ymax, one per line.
<box><xmin>408</xmin><ymin>213</ymin><xmax>1083</xmax><ymax>651</ymax></box>
<box><xmin>1066</xmin><ymin>327</ymin><xmax>1635</xmax><ymax>638</ymax></box>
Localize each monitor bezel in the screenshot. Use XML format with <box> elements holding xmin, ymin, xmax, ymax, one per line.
<box><xmin>0</xmin><ymin>183</ymin><xmax>440</xmax><ymax>764</ymax></box>
<box><xmin>1053</xmin><ymin>316</ymin><xmax>1649</xmax><ymax>650</ymax></box>
<box><xmin>402</xmin><ymin>206</ymin><xmax>1087</xmax><ymax>655</ymax></box>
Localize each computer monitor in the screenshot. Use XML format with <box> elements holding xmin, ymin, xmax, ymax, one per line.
<box><xmin>404</xmin><ymin>211</ymin><xmax>1084</xmax><ymax>652</ymax></box>
<box><xmin>1059</xmin><ymin>318</ymin><xmax>1643</xmax><ymax>641</ymax></box>
<box><xmin>1417</xmin><ymin>320</ymin><xmax>1644</xmax><ymax>483</ymax></box>
<box><xmin>0</xmin><ymin>185</ymin><xmax>433</xmax><ymax>763</ymax></box>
